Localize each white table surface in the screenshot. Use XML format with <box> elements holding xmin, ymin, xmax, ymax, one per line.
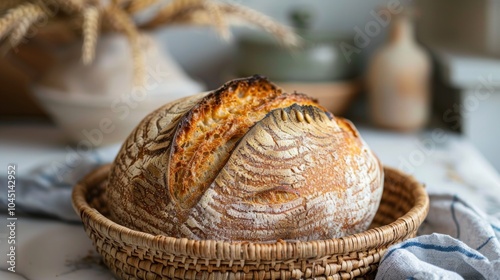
<box><xmin>1</xmin><ymin>122</ymin><xmax>499</xmax><ymax>280</ymax></box>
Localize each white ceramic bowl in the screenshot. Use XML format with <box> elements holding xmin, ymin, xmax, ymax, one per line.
<box><xmin>32</xmin><ymin>33</ymin><xmax>204</xmax><ymax>147</ymax></box>
<box><xmin>33</xmin><ymin>84</ymin><xmax>203</xmax><ymax>146</ymax></box>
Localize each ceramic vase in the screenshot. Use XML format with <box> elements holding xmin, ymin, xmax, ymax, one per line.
<box><xmin>367</xmin><ymin>13</ymin><xmax>431</xmax><ymax>131</ymax></box>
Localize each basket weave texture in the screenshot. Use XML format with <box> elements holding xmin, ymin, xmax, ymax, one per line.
<box><xmin>72</xmin><ymin>165</ymin><xmax>429</xmax><ymax>280</ymax></box>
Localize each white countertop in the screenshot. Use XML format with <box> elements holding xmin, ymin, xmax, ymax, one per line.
<box><xmin>1</xmin><ymin>122</ymin><xmax>499</xmax><ymax>280</ymax></box>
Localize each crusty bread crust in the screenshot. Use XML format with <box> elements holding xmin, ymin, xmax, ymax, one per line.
<box><xmin>107</xmin><ymin>75</ymin><xmax>383</xmax><ymax>242</ymax></box>
<box><xmin>168</xmin><ymin>76</ymin><xmax>319</xmax><ymax>212</ymax></box>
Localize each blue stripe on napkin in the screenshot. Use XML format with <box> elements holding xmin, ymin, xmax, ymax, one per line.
<box><xmin>385</xmin><ymin>241</ymin><xmax>486</xmax><ymax>260</ymax></box>
<box><xmin>451</xmin><ymin>195</ymin><xmax>461</xmax><ymax>239</ymax></box>
<box><xmin>476</xmin><ymin>236</ymin><xmax>496</xmax><ymax>251</ymax></box>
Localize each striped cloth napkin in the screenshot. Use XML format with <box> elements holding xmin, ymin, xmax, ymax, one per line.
<box><xmin>0</xmin><ymin>144</ymin><xmax>120</xmax><ymax>221</ymax></box>
<box><xmin>376</xmin><ymin>194</ymin><xmax>500</xmax><ymax>280</ymax></box>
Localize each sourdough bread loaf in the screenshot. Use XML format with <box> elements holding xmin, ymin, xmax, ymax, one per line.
<box><xmin>106</xmin><ymin>75</ymin><xmax>384</xmax><ymax>241</ymax></box>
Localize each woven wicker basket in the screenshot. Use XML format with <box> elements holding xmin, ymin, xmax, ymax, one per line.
<box><xmin>72</xmin><ymin>165</ymin><xmax>428</xmax><ymax>280</ymax></box>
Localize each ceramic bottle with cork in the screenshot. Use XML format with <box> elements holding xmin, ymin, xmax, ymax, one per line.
<box><xmin>367</xmin><ymin>10</ymin><xmax>431</xmax><ymax>131</ymax></box>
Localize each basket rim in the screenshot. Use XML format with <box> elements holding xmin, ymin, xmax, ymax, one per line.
<box><xmin>72</xmin><ymin>164</ymin><xmax>429</xmax><ymax>259</ymax></box>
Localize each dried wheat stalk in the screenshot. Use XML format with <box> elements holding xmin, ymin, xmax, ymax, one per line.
<box><xmin>142</xmin><ymin>0</ymin><xmax>206</xmax><ymax>27</ymax></box>
<box><xmin>53</xmin><ymin>0</ymin><xmax>85</xmax><ymax>13</ymax></box>
<box><xmin>142</xmin><ymin>1</ymin><xmax>299</xmax><ymax>47</ymax></box>
<box><xmin>104</xmin><ymin>4</ymin><xmax>144</xmax><ymax>85</ymax></box>
<box><xmin>205</xmin><ymin>0</ymin><xmax>229</xmax><ymax>40</ymax></box>
<box><xmin>139</xmin><ymin>0</ymin><xmax>233</xmax><ymax>41</ymax></box>
<box><xmin>0</xmin><ymin>0</ymin><xmax>299</xmax><ymax>86</ymax></box>
<box><xmin>127</xmin><ymin>0</ymin><xmax>160</xmax><ymax>13</ymax></box>
<box><xmin>0</xmin><ymin>3</ymin><xmax>45</xmax><ymax>40</ymax></box>
<box><xmin>82</xmin><ymin>6</ymin><xmax>100</xmax><ymax>65</ymax></box>
<box><xmin>8</xmin><ymin>7</ymin><xmax>46</xmax><ymax>48</ymax></box>
<box><xmin>8</xmin><ymin>16</ymin><xmax>43</xmax><ymax>49</ymax></box>
<box><xmin>221</xmin><ymin>3</ymin><xmax>300</xmax><ymax>47</ymax></box>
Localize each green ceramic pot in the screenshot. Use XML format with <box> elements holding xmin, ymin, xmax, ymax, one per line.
<box><xmin>236</xmin><ymin>32</ymin><xmax>359</xmax><ymax>82</ymax></box>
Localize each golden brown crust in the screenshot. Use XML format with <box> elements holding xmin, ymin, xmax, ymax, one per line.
<box><xmin>186</xmin><ymin>105</ymin><xmax>383</xmax><ymax>240</ymax></box>
<box><xmin>167</xmin><ymin>76</ymin><xmax>319</xmax><ymax>210</ymax></box>
<box><xmin>106</xmin><ymin>75</ymin><xmax>384</xmax><ymax>242</ymax></box>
